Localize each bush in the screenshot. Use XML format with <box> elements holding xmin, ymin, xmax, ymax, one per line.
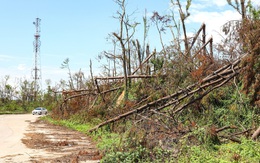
<box><xmin>178</xmin><ymin>138</ymin><xmax>260</xmax><ymax>163</ymax></box>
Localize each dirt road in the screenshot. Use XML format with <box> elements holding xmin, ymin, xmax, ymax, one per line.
<box><xmin>0</xmin><ymin>114</ymin><xmax>100</xmax><ymax>163</ymax></box>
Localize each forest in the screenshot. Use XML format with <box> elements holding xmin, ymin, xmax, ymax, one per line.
<box><xmin>0</xmin><ymin>0</ymin><xmax>259</xmax><ymax>162</ymax></box>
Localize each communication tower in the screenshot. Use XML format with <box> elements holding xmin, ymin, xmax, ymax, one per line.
<box><xmin>32</xmin><ymin>18</ymin><xmax>42</xmax><ymax>100</ymax></box>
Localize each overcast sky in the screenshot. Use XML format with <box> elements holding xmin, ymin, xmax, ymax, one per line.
<box><xmin>0</xmin><ymin>0</ymin><xmax>259</xmax><ymax>89</ymax></box>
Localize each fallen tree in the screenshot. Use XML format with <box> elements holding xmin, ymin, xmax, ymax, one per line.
<box><xmin>88</xmin><ymin>54</ymin><xmax>246</xmax><ymax>132</ymax></box>
<box><xmin>252</xmin><ymin>126</ymin><xmax>260</xmax><ymax>140</ymax></box>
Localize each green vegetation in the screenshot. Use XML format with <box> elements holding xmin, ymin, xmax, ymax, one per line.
<box><xmin>42</xmin><ymin>115</ymin><xmax>92</xmax><ymax>133</ymax></box>
<box><xmin>1</xmin><ymin>0</ymin><xmax>259</xmax><ymax>162</ymax></box>
<box><xmin>178</xmin><ymin>138</ymin><xmax>260</xmax><ymax>163</ymax></box>
<box><xmin>0</xmin><ymin>97</ymin><xmax>56</xmax><ymax>115</ymax></box>
<box><xmin>43</xmin><ymin>84</ymin><xmax>259</xmax><ymax>162</ymax></box>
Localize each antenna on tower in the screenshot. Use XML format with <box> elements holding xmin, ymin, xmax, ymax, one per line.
<box><xmin>32</xmin><ymin>17</ymin><xmax>42</xmax><ymax>100</ymax></box>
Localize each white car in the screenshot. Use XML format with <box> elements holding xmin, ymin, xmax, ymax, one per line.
<box><xmin>32</xmin><ymin>107</ymin><xmax>48</xmax><ymax>115</ymax></box>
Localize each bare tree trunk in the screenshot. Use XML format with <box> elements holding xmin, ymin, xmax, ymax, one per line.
<box><xmin>88</xmin><ymin>54</ymin><xmax>245</xmax><ymax>132</ymax></box>
<box><xmin>146</xmin><ymin>45</ymin><xmax>151</xmax><ymax>75</ymax></box>
<box><xmin>240</xmin><ymin>0</ymin><xmax>245</xmax><ymax>19</ymax></box>
<box><xmin>113</xmin><ymin>0</ymin><xmax>137</xmax><ymax>100</ymax></box>
<box><xmin>113</xmin><ymin>41</ymin><xmax>117</xmax><ymax>77</ymax></box>
<box><xmin>126</xmin><ymin>32</ymin><xmax>131</xmax><ymax>87</ymax></box>
<box><xmin>202</xmin><ymin>24</ymin><xmax>206</xmax><ymax>56</ymax></box>
<box><xmin>95</xmin><ymin>75</ymin><xmax>156</xmax><ymax>80</ymax></box>
<box><xmin>132</xmin><ymin>49</ymin><xmax>155</xmax><ymax>75</ymax></box>
<box><xmin>113</xmin><ymin>0</ymin><xmax>129</xmax><ymax>100</ymax></box>
<box><xmin>94</xmin><ymin>78</ymin><xmax>105</xmax><ymax>102</ymax></box>
<box><xmin>176</xmin><ymin>0</ymin><xmax>190</xmax><ymax>56</ymax></box>
<box><xmin>252</xmin><ymin>126</ymin><xmax>260</xmax><ymax>140</ymax></box>
<box><xmin>89</xmin><ymin>59</ymin><xmax>95</xmax><ymax>88</ymax></box>
<box><xmin>136</xmin><ymin>40</ymin><xmax>143</xmax><ymax>74</ymax></box>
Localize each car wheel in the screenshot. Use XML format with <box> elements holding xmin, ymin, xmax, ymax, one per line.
<box><xmin>38</xmin><ymin>112</ymin><xmax>42</xmax><ymax>115</ymax></box>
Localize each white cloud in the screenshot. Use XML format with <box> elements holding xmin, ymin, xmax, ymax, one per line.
<box><xmin>189</xmin><ymin>0</ymin><xmax>228</xmax><ymax>10</ymax></box>
<box><xmin>187</xmin><ymin>9</ymin><xmax>241</xmax><ymax>42</ymax></box>
<box><xmin>189</xmin><ymin>10</ymin><xmax>240</xmax><ymax>24</ymax></box>
<box><xmin>0</xmin><ymin>55</ymin><xmax>13</xmax><ymax>61</ymax></box>
<box><xmin>17</xmin><ymin>64</ymin><xmax>26</xmax><ymax>71</ymax></box>
<box><xmin>190</xmin><ymin>3</ymin><xmax>208</xmax><ymax>10</ymax></box>
<box><xmin>167</xmin><ymin>0</ymin><xmax>243</xmax><ymax>43</ymax></box>
<box><xmin>0</xmin><ymin>66</ymin><xmax>31</xmax><ymax>88</ymax></box>
<box><xmin>251</xmin><ymin>0</ymin><xmax>260</xmax><ymax>6</ymax></box>
<box><xmin>211</xmin><ymin>0</ymin><xmax>228</xmax><ymax>7</ymax></box>
<box><xmin>41</xmin><ymin>66</ymin><xmax>67</xmax><ymax>85</ymax></box>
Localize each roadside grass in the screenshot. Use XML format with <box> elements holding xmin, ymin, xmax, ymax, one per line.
<box><xmin>41</xmin><ymin>87</ymin><xmax>259</xmax><ymax>163</ymax></box>
<box><xmin>42</xmin><ymin>115</ymin><xmax>260</xmax><ymax>162</ymax></box>
<box><xmin>0</xmin><ymin>111</ymin><xmax>27</xmax><ymax>115</ymax></box>
<box><xmin>178</xmin><ymin>138</ymin><xmax>260</xmax><ymax>163</ymax></box>
<box><xmin>0</xmin><ymin>104</ymin><xmax>28</xmax><ymax>115</ymax></box>
<box><xmin>41</xmin><ymin>115</ymin><xmax>92</xmax><ymax>133</ymax></box>
<box><xmin>0</xmin><ymin>100</ymin><xmax>54</xmax><ymax>115</ymax></box>
<box><xmin>41</xmin><ymin>115</ymin><xmax>155</xmax><ymax>162</ymax></box>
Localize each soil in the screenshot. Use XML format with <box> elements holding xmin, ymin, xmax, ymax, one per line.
<box><xmin>0</xmin><ymin>114</ymin><xmax>101</xmax><ymax>163</ymax></box>
<box><xmin>22</xmin><ymin>119</ymin><xmax>102</xmax><ymax>163</ymax></box>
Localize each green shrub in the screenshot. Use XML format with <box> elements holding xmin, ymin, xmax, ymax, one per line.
<box><xmin>101</xmin><ymin>145</ymin><xmax>150</xmax><ymax>163</ymax></box>
<box><xmin>178</xmin><ymin>138</ymin><xmax>260</xmax><ymax>163</ymax></box>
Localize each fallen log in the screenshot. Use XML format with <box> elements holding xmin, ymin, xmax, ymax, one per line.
<box><xmin>252</xmin><ymin>126</ymin><xmax>260</xmax><ymax>140</ymax></box>
<box><xmin>95</xmin><ymin>75</ymin><xmax>157</xmax><ymax>80</ymax></box>
<box><xmin>88</xmin><ymin>55</ymin><xmax>243</xmax><ymax>132</ymax></box>
<box><xmin>216</xmin><ymin>125</ymin><xmax>237</xmax><ymax>133</ymax></box>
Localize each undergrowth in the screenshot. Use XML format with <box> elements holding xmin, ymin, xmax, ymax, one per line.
<box><xmin>43</xmin><ymin>84</ymin><xmax>259</xmax><ymax>162</ymax></box>
<box><xmin>42</xmin><ymin>113</ymin><xmax>260</xmax><ymax>162</ymax></box>
<box><xmin>178</xmin><ymin>138</ymin><xmax>260</xmax><ymax>163</ymax></box>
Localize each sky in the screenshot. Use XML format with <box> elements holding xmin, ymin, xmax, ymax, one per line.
<box><xmin>0</xmin><ymin>0</ymin><xmax>259</xmax><ymax>90</ymax></box>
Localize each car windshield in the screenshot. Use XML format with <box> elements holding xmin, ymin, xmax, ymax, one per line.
<box><xmin>35</xmin><ymin>108</ymin><xmax>42</xmax><ymax>110</ymax></box>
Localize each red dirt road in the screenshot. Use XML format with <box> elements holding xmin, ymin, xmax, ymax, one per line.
<box><xmin>0</xmin><ymin>114</ymin><xmax>100</xmax><ymax>163</ymax></box>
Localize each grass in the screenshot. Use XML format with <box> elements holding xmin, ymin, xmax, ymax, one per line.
<box><xmin>178</xmin><ymin>138</ymin><xmax>260</xmax><ymax>163</ymax></box>
<box><xmin>42</xmin><ymin>114</ymin><xmax>260</xmax><ymax>162</ymax></box>
<box><xmin>41</xmin><ymin>115</ymin><xmax>92</xmax><ymax>133</ymax></box>
<box><xmin>0</xmin><ymin>111</ymin><xmax>27</xmax><ymax>115</ymax></box>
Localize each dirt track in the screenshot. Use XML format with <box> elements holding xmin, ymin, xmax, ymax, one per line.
<box><xmin>0</xmin><ymin>114</ymin><xmax>101</xmax><ymax>163</ymax></box>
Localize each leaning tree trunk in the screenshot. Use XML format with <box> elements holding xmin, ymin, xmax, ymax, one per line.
<box><xmin>252</xmin><ymin>126</ymin><xmax>260</xmax><ymax>140</ymax></box>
